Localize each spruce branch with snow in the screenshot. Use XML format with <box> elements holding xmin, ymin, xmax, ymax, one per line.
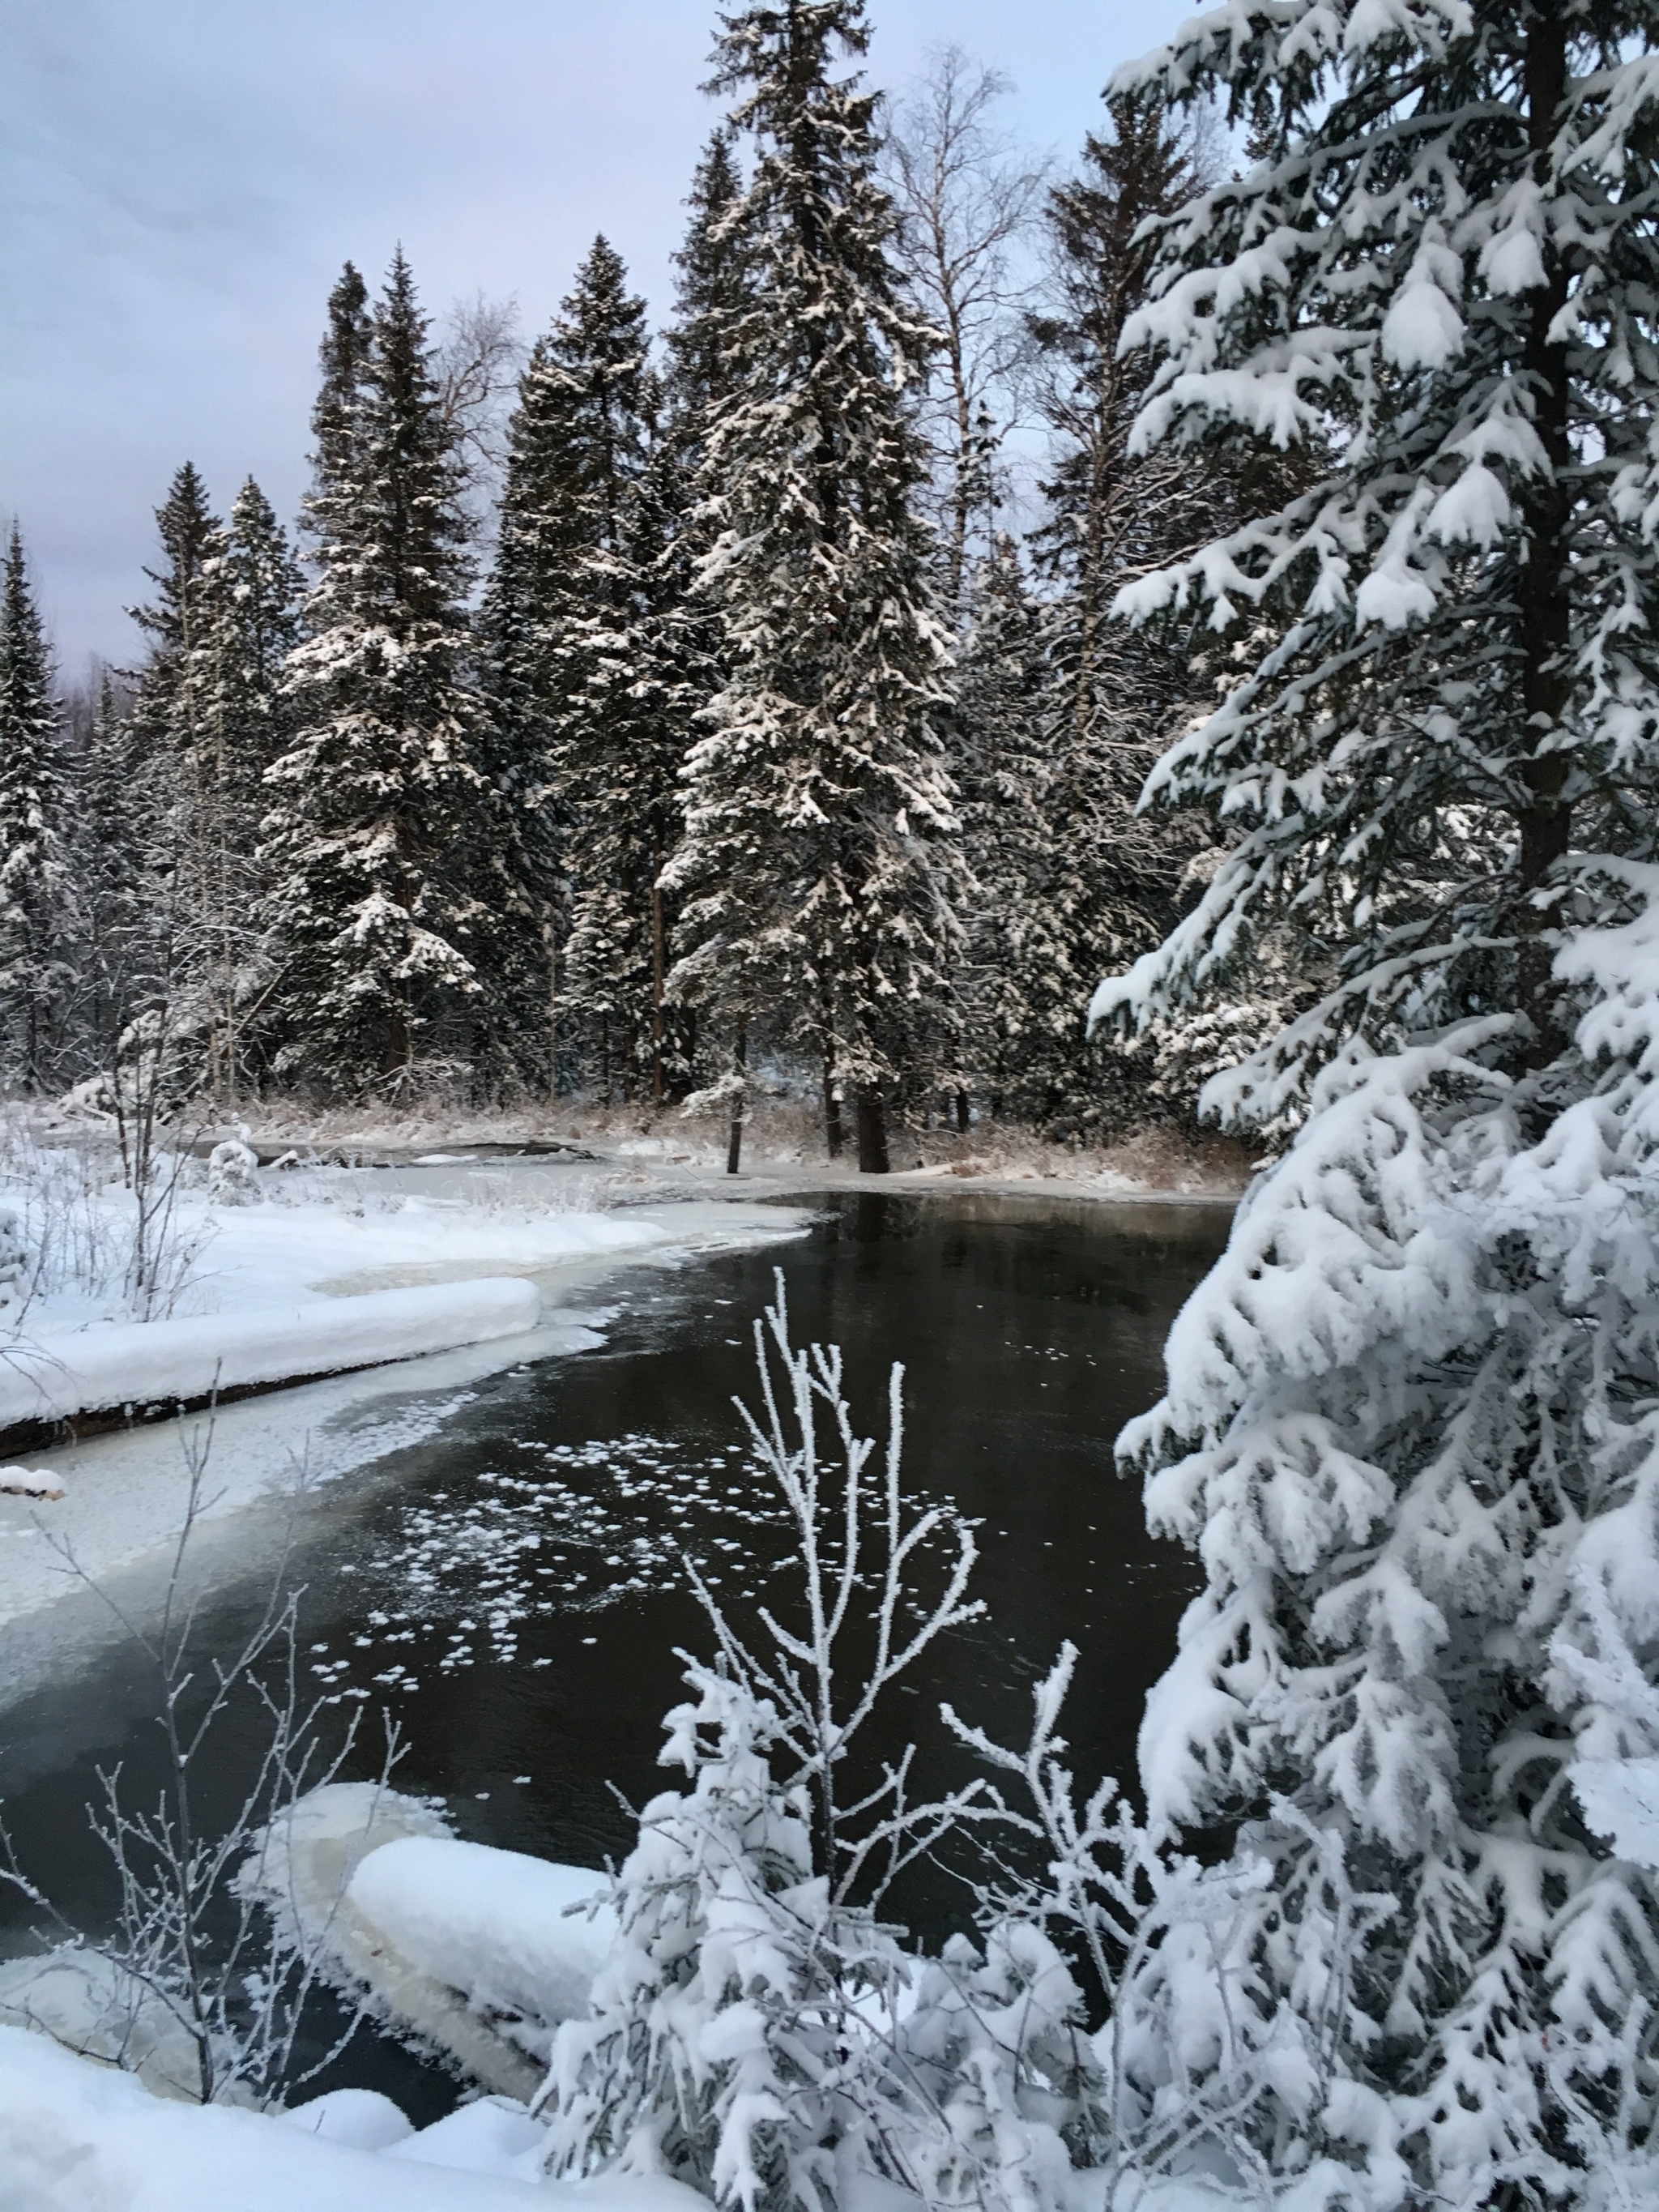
<box><xmin>1090</xmin><ymin>4</ymin><xmax>1659</xmax><ymax>2201</ymax></box>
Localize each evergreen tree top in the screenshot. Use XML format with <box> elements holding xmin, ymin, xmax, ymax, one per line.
<box><xmin>547</xmin><ymin>237</ymin><xmax>655</xmax><ymax>526</ymax></box>
<box><xmin>706</xmin><ymin>0</ymin><xmax>928</xmax><ymax>377</ymax></box>
<box><xmin>1031</xmin><ymin>93</ymin><xmax>1195</xmax><ymax>386</ymax></box>
<box><xmin>298</xmin><ymin>250</ymin><xmax>472</xmax><ymax>630</ymax></box>
<box><xmin>315</xmin><ymin>263</ymin><xmax>372</xmax><ymax>437</ymax></box>
<box><xmin>667</xmin><ymin>132</ymin><xmax>752</xmax><ymax>419</ymax></box>
<box><xmin>708</xmin><ymin>1</ymin><xmax>873</xmax><ymax>118</ymax></box>
<box><xmin>1</xmin><ymin>524</ymin><xmax>55</xmax><ymax>720</ymax></box>
<box><xmin>129</xmin><ymin>461</ymin><xmax>220</xmax><ymax>653</ymax></box>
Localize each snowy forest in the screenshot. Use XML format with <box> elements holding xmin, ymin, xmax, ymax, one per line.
<box><xmin>0</xmin><ymin>7</ymin><xmax>1270</xmax><ymax>1174</ymax></box>
<box><xmin>6</xmin><ymin>0</ymin><xmax>1659</xmax><ymax>2208</ymax></box>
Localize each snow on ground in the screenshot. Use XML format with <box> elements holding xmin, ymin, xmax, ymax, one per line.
<box><xmin>0</xmin><ymin>2020</ymin><xmax>720</xmax><ymax>2210</ymax></box>
<box><xmin>220</xmin><ymin>1097</ymin><xmax>1259</xmax><ymax>1205</ymax></box>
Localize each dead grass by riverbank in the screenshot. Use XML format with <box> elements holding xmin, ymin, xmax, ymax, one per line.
<box><xmin>210</xmin><ymin>1097</ymin><xmax>1261</xmax><ymax>1201</ymax></box>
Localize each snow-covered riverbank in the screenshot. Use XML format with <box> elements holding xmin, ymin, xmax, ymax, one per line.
<box><xmin>0</xmin><ymin>1159</ymin><xmax>808</xmax><ymax>1692</ymax></box>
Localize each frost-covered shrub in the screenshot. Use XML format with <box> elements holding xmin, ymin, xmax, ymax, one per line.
<box><xmin>539</xmin><ymin>1280</ymin><xmax>1162</xmax><ymax>2212</ymax></box>
<box><xmin>0</xmin><ymin>1205</ymin><xmax>25</xmax><ymax>1309</ymax></box>
<box><xmin>206</xmin><ymin>1138</ymin><xmax>260</xmax><ymax>1206</ymax></box>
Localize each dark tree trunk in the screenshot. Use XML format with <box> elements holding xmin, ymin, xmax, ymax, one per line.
<box><xmin>1516</xmin><ymin>5</ymin><xmax>1573</xmax><ymax>1062</ymax></box>
<box><xmin>855</xmin><ymin>1086</ymin><xmax>889</xmax><ymax>1176</ymax></box>
<box><xmin>650</xmin><ymin>860</ymin><xmax>667</xmax><ymax>1108</ymax></box>
<box><xmin>823</xmin><ymin>1052</ymin><xmax>843</xmax><ymax>1159</ymax></box>
<box><xmin>953</xmin><ymin>1088</ymin><xmax>970</xmax><ymax>1135</ymax></box>
<box><xmin>384</xmin><ymin>1001</ymin><xmax>411</xmax><ymax>1083</ymax></box>
<box><xmin>727</xmin><ymin>1023</ymin><xmax>748</xmax><ymax>1176</ymax></box>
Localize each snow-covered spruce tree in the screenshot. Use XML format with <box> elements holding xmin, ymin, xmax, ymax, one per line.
<box><xmin>480</xmin><ymin>238</ymin><xmax>661</xmax><ymax>1100</ymax></box>
<box><xmin>1002</xmin><ymin>92</ymin><xmax>1225</xmax><ymax>1138</ymax></box>
<box><xmin>72</xmin><ymin>669</ymin><xmax>149</xmax><ymax>1067</ymax></box>
<box><xmin>1089</xmin><ymin>5</ymin><xmax>1659</xmax><ymax>2201</ymax></box>
<box><xmin>478</xmin><ymin>333</ymin><xmax>584</xmax><ymax>1100</ymax></box>
<box><xmin>666</xmin><ymin>0</ymin><xmax>967</xmax><ymax>1174</ymax></box>
<box><xmin>0</xmin><ymin>526</ymin><xmax>72</xmax><ymax>1089</ymax></box>
<box><xmin>127</xmin><ymin>460</ymin><xmax>220</xmax><ymax>774</ymax></box>
<box><xmin>606</xmin><ymin>132</ymin><xmax>757</xmax><ymax>1112</ymax></box>
<box><xmin>266</xmin><ymin>254</ymin><xmax>510</xmax><ymax>1095</ymax></box>
<box><xmin>194</xmin><ymin>482</ymin><xmax>303</xmax><ymax>864</ymax></box>
<box><xmin>666</xmin><ymin>130</ymin><xmax>753</xmax><ymax>442</ymax></box>
<box><xmin>542</xmin><ymin>239</ymin><xmax>684</xmax><ymax>1105</ymax></box>
<box><xmin>951</xmin><ymin>538</ymin><xmax>1063</xmax><ymax>1121</ymax></box>
<box><xmin>172</xmin><ymin>479</ymin><xmax>303</xmax><ymax>1101</ymax></box>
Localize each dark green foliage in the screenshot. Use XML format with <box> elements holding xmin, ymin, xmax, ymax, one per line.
<box><xmin>264</xmin><ymin>252</ymin><xmax>511</xmax><ymax>1095</ymax></box>
<box><xmin>0</xmin><ymin>527</ymin><xmax>72</xmax><ymax>1088</ymax></box>
<box><xmin>667</xmin><ymin>0</ymin><xmax>969</xmax><ymax>1168</ymax></box>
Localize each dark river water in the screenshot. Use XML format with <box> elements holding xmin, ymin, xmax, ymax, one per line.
<box><xmin>0</xmin><ymin>1190</ymin><xmax>1229</xmax><ymax>2112</ymax></box>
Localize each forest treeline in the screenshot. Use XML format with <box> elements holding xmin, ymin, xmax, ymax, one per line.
<box><xmin>0</xmin><ymin>10</ymin><xmax>1278</xmax><ymax>1168</ymax></box>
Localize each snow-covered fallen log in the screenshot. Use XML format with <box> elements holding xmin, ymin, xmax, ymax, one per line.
<box><xmin>243</xmin><ymin>1783</ymin><xmax>613</xmax><ymax>2099</ymax></box>
<box><xmin>0</xmin><ymin>1279</ymin><xmax>543</xmax><ymax>1435</ymax></box>
<box><xmin>347</xmin><ymin>1834</ymin><xmax>616</xmax><ymax>2060</ymax></box>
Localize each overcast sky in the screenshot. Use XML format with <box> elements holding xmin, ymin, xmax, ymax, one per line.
<box><xmin>2</xmin><ymin>0</ymin><xmax>1195</xmax><ymax>677</ymax></box>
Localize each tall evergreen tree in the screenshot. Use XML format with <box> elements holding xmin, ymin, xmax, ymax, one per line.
<box><xmin>73</xmin><ymin>668</ymin><xmax>148</xmax><ymax>1065</ymax></box>
<box><xmin>195</xmin><ymin>482</ymin><xmax>304</xmax><ymax>841</ymax></box>
<box><xmin>177</xmin><ymin>480</ymin><xmax>303</xmax><ymax>1100</ymax></box>
<box><xmin>480</xmin><ymin>238</ymin><xmax>661</xmax><ymax>1100</ymax></box>
<box><xmin>557</xmin><ymin>150</ymin><xmax>762</xmax><ymax>1111</ymax></box>
<box><xmin>478</xmin><ymin>331</ymin><xmax>586</xmax><ymax>1098</ymax></box>
<box><xmin>663</xmin><ymin>132</ymin><xmax>750</xmax><ymax>433</ymax></box>
<box><xmin>997</xmin><ymin>94</ymin><xmax>1222</xmax><ymax>1133</ymax></box>
<box><xmin>582</xmin><ymin>130</ymin><xmax>757</xmax><ymax>1112</ymax></box>
<box><xmin>0</xmin><ymin>526</ymin><xmax>70</xmax><ymax>1089</ymax></box>
<box><xmin>667</xmin><ymin>0</ymin><xmax>967</xmax><ymax>1173</ymax></box>
<box><xmin>952</xmin><ymin>539</ymin><xmax>1062</xmax><ymax>1120</ymax></box>
<box><xmin>1093</xmin><ymin>4</ymin><xmax>1659</xmax><ymax>2200</ymax></box>
<box><xmin>540</xmin><ymin>239</ymin><xmax>671</xmax><ymax>1102</ymax></box>
<box><xmin>265</xmin><ymin>252</ymin><xmax>502</xmax><ymax>1093</ymax></box>
<box><xmin>127</xmin><ymin>461</ymin><xmax>220</xmax><ymax>771</ymax></box>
